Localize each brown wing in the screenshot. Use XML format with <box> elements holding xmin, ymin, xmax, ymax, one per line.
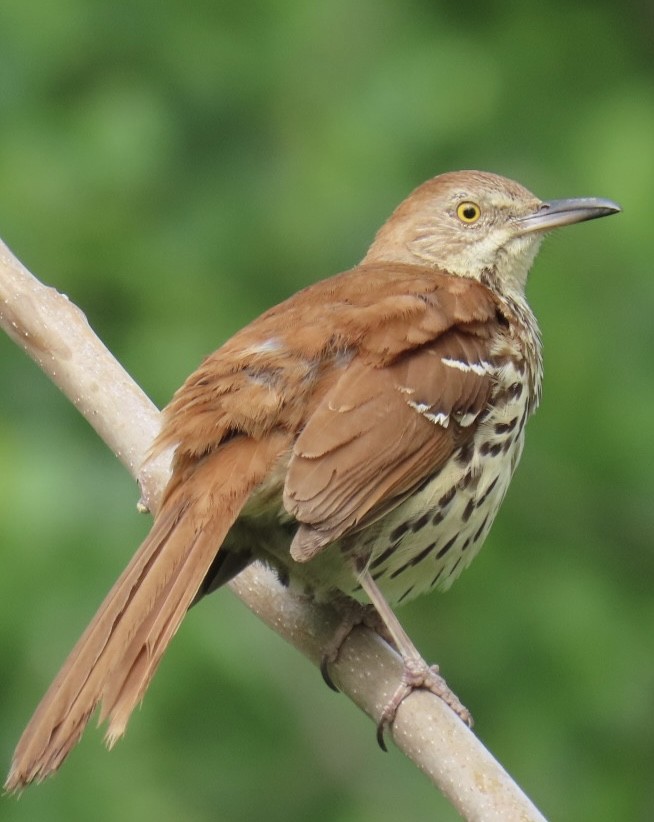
<box><xmin>285</xmin><ymin>325</ymin><xmax>501</xmax><ymax>562</ymax></box>
<box><xmin>155</xmin><ymin>263</ymin><xmax>501</xmax><ymax>462</ymax></box>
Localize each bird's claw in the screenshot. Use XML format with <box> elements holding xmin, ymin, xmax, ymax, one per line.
<box><xmin>376</xmin><ymin>659</ymin><xmax>473</xmax><ymax>751</ymax></box>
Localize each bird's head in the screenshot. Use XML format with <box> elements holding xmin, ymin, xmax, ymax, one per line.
<box><xmin>364</xmin><ymin>170</ymin><xmax>620</xmax><ymax>297</ymax></box>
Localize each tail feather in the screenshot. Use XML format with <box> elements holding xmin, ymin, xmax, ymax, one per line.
<box><xmin>5</xmin><ymin>433</ymin><xmax>288</xmax><ymax>792</ymax></box>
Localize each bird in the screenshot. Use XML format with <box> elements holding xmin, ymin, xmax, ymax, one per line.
<box><xmin>5</xmin><ymin>170</ymin><xmax>620</xmax><ymax>791</ymax></box>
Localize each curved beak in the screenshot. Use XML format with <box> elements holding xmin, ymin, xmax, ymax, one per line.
<box><xmin>518</xmin><ymin>196</ymin><xmax>621</xmax><ymax>234</ymax></box>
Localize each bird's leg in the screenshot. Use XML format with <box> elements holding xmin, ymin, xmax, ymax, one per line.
<box><xmin>320</xmin><ymin>596</ymin><xmax>396</xmax><ymax>691</ymax></box>
<box><xmin>356</xmin><ymin>569</ymin><xmax>473</xmax><ymax>750</ymax></box>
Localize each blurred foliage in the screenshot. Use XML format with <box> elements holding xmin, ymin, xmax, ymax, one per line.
<box><xmin>0</xmin><ymin>1</ymin><xmax>652</xmax><ymax>820</ymax></box>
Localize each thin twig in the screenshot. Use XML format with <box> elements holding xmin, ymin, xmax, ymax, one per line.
<box><xmin>0</xmin><ymin>237</ymin><xmax>547</xmax><ymax>821</ymax></box>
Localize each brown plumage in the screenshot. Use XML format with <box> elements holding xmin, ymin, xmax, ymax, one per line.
<box><xmin>6</xmin><ymin>171</ymin><xmax>620</xmax><ymax>790</ymax></box>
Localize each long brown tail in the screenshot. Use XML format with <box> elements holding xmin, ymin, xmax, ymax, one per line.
<box><xmin>5</xmin><ymin>433</ymin><xmax>287</xmax><ymax>792</ymax></box>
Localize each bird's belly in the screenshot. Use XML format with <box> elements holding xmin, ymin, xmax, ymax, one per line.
<box><xmin>352</xmin><ymin>446</ymin><xmax>518</xmax><ymax>604</ymax></box>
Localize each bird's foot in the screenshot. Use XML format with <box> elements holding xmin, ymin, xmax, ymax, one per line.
<box><xmin>376</xmin><ymin>658</ymin><xmax>473</xmax><ymax>750</ymax></box>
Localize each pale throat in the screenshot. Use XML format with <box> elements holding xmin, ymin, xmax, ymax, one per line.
<box><xmin>407</xmin><ymin>230</ymin><xmax>545</xmax><ymax>297</ymax></box>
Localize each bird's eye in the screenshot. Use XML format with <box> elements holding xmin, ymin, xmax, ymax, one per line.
<box><xmin>456</xmin><ymin>202</ymin><xmax>481</xmax><ymax>224</ymax></box>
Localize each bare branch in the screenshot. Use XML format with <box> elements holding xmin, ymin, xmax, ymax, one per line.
<box><xmin>0</xmin><ymin>241</ymin><xmax>169</xmax><ymax>513</ymax></box>
<box><xmin>0</xmin><ymin>237</ymin><xmax>546</xmax><ymax>821</ymax></box>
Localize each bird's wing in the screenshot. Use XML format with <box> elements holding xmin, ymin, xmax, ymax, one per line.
<box><xmin>155</xmin><ymin>263</ymin><xmax>501</xmax><ymax>460</ymax></box>
<box><xmin>285</xmin><ymin>291</ymin><xmax>502</xmax><ymax>561</ymax></box>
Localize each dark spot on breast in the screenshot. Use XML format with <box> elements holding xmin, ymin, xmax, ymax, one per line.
<box><xmin>410</xmin><ymin>541</ymin><xmax>437</xmax><ymax>566</ymax></box>
<box><xmin>480</xmin><ymin>441</ymin><xmax>503</xmax><ymax>457</ymax></box>
<box><xmin>389</xmin><ymin>557</ymin><xmax>414</xmax><ymax>579</ymax></box>
<box><xmin>397</xmin><ymin>585</ymin><xmax>415</xmax><ymax>603</ymax></box>
<box><xmin>411</xmin><ymin>512</ymin><xmax>431</xmax><ymax>532</ymax></box>
<box><xmin>436</xmin><ymin>535</ymin><xmax>457</xmax><ymax>559</ymax></box>
<box><xmin>494</xmin><ymin>382</ymin><xmax>524</xmax><ymax>405</ymax></box>
<box><xmin>495</xmin><ymin>417</ymin><xmax>518</xmax><ymax>434</ymax></box>
<box><xmin>438</xmin><ymin>487</ymin><xmax>456</xmax><ymax>508</ymax></box>
<box><xmin>432</xmin><ymin>510</ymin><xmax>445</xmax><ymax>526</ymax></box>
<box><xmin>461</xmin><ymin>498</ymin><xmax>475</xmax><ymax>522</ymax></box>
<box><xmin>456</xmin><ymin>440</ymin><xmax>475</xmax><ymax>466</ymax></box>
<box><xmin>474</xmin><ymin>514</ymin><xmax>489</xmax><ymax>541</ymax></box>
<box><xmin>458</xmin><ymin>469</ymin><xmax>479</xmax><ymax>492</ymax></box>
<box><xmin>370</xmin><ymin>542</ymin><xmax>399</xmax><ymax>569</ymax></box>
<box><xmin>449</xmin><ymin>557</ymin><xmax>463</xmax><ymax>576</ymax></box>
<box><xmin>476</xmin><ymin>476</ymin><xmax>499</xmax><ymax>507</ymax></box>
<box><xmin>430</xmin><ymin>568</ymin><xmax>444</xmax><ymax>587</ymax></box>
<box><xmin>390</xmin><ymin>521</ymin><xmax>410</xmax><ymax>541</ymax></box>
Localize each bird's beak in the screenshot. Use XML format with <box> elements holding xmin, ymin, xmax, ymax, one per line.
<box><xmin>517</xmin><ymin>197</ymin><xmax>621</xmax><ymax>234</ymax></box>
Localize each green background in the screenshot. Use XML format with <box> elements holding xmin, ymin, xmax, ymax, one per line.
<box><xmin>0</xmin><ymin>2</ymin><xmax>652</xmax><ymax>820</ymax></box>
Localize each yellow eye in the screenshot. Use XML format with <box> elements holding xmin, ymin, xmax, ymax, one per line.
<box><xmin>456</xmin><ymin>202</ymin><xmax>481</xmax><ymax>223</ymax></box>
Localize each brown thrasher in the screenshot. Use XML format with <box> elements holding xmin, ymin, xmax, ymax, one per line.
<box><xmin>6</xmin><ymin>171</ymin><xmax>619</xmax><ymax>791</ymax></box>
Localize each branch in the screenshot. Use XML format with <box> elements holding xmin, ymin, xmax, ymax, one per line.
<box><xmin>0</xmin><ymin>238</ymin><xmax>547</xmax><ymax>821</ymax></box>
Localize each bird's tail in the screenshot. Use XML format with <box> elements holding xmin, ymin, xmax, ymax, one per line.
<box><xmin>5</xmin><ymin>433</ymin><xmax>287</xmax><ymax>792</ymax></box>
